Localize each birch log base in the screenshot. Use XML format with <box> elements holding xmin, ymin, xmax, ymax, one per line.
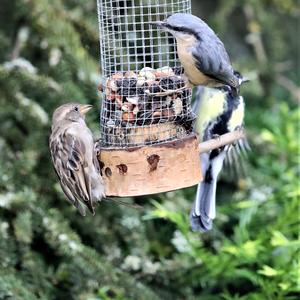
<box><xmin>98</xmin><ymin>134</ymin><xmax>202</xmax><ymax>197</ymax></box>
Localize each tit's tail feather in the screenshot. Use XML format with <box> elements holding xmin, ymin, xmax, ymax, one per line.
<box><xmin>190</xmin><ymin>152</ymin><xmax>226</xmax><ymax>232</ymax></box>
<box><xmin>190</xmin><ymin>179</ymin><xmax>216</xmax><ymax>232</ymax></box>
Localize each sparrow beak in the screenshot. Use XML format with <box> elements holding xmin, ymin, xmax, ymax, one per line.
<box><xmin>150</xmin><ymin>21</ymin><xmax>168</xmax><ymax>29</ymax></box>
<box><xmin>79</xmin><ymin>104</ymin><xmax>93</xmax><ymax>116</ymax></box>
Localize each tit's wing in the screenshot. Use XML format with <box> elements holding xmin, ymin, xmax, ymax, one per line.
<box><xmin>50</xmin><ymin>128</ymin><xmax>94</xmax><ymax>215</ymax></box>
<box><xmin>192</xmin><ymin>86</ymin><xmax>205</xmax><ymax>114</ymax></box>
<box><xmin>191</xmin><ymin>40</ymin><xmax>239</xmax><ymax>88</ymax></box>
<box><xmin>224</xmin><ymin>136</ymin><xmax>251</xmax><ymax>178</ymax></box>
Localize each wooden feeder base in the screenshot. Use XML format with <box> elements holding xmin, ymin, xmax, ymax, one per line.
<box><xmin>98</xmin><ymin>134</ymin><xmax>202</xmax><ymax>197</ymax></box>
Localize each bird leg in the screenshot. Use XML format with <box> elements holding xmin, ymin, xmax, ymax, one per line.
<box><xmin>235</xmin><ymin>125</ymin><xmax>244</xmax><ymax>133</ymax></box>
<box><xmin>231</xmin><ymin>126</ymin><xmax>244</xmax><ymax>146</ymax></box>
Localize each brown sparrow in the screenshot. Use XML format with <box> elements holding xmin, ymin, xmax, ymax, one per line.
<box><xmin>49</xmin><ymin>103</ymin><xmax>105</xmax><ymax>215</ymax></box>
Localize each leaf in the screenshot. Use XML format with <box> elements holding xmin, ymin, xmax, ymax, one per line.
<box><xmin>258</xmin><ymin>265</ymin><xmax>281</xmax><ymax>277</ymax></box>
<box><xmin>13</xmin><ymin>211</ymin><xmax>33</xmax><ymax>244</ymax></box>
<box><xmin>271</xmin><ymin>231</ymin><xmax>289</xmax><ymax>247</ymax></box>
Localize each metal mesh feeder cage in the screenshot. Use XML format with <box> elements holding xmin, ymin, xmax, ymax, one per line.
<box><xmin>97</xmin><ymin>0</ymin><xmax>202</xmax><ymax>196</ymax></box>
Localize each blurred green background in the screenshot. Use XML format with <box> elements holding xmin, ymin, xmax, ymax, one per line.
<box><xmin>0</xmin><ymin>0</ymin><xmax>299</xmax><ymax>299</ymax></box>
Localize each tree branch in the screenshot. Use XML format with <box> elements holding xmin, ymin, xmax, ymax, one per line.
<box><xmin>11</xmin><ymin>26</ymin><xmax>29</xmax><ymax>60</ymax></box>
<box><xmin>276</xmin><ymin>74</ymin><xmax>300</xmax><ymax>104</ymax></box>
<box><xmin>199</xmin><ymin>130</ymin><xmax>245</xmax><ymax>154</ymax></box>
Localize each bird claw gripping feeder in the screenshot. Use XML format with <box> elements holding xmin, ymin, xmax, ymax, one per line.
<box><xmin>96</xmin><ymin>0</ymin><xmax>201</xmax><ymax>196</ymax></box>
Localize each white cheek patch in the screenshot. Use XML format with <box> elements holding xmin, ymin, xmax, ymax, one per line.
<box><xmin>228</xmin><ymin>98</ymin><xmax>245</xmax><ymax>131</ymax></box>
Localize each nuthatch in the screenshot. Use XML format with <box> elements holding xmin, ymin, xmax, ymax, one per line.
<box><xmin>151</xmin><ymin>13</ymin><xmax>247</xmax><ymax>95</ymax></box>
<box><xmin>190</xmin><ymin>86</ymin><xmax>249</xmax><ymax>232</ymax></box>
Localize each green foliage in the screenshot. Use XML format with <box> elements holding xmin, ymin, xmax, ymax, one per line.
<box><xmin>0</xmin><ymin>0</ymin><xmax>299</xmax><ymax>299</ymax></box>
<box><xmin>146</xmin><ymin>104</ymin><xmax>299</xmax><ymax>300</ymax></box>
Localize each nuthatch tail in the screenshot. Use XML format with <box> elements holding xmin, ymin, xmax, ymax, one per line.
<box><xmin>190</xmin><ymin>86</ymin><xmax>249</xmax><ymax>232</ymax></box>
<box><xmin>151</xmin><ymin>13</ymin><xmax>247</xmax><ymax>95</ymax></box>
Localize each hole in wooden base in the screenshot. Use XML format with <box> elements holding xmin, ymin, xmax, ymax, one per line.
<box><xmin>147</xmin><ymin>154</ymin><xmax>160</xmax><ymax>172</ymax></box>
<box><xmin>105</xmin><ymin>167</ymin><xmax>112</xmax><ymax>177</ymax></box>
<box><xmin>116</xmin><ymin>164</ymin><xmax>128</xmax><ymax>175</ymax></box>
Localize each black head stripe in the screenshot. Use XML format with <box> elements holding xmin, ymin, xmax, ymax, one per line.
<box><xmin>165</xmin><ymin>23</ymin><xmax>199</xmax><ymax>39</ymax></box>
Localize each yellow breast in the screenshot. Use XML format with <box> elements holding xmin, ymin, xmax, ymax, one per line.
<box><xmin>195</xmin><ymin>89</ymin><xmax>226</xmax><ymax>140</ymax></box>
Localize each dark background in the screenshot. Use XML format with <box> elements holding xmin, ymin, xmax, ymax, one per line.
<box><xmin>0</xmin><ymin>0</ymin><xmax>299</xmax><ymax>299</ymax></box>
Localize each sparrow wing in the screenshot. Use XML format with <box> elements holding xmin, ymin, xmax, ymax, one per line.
<box><xmin>50</xmin><ymin>128</ymin><xmax>94</xmax><ymax>215</ymax></box>
<box><xmin>65</xmin><ymin>132</ymin><xmax>94</xmax><ymax>209</ymax></box>
<box><xmin>191</xmin><ymin>40</ymin><xmax>238</xmax><ymax>88</ymax></box>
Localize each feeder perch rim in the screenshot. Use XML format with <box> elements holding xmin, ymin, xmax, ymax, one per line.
<box><xmin>199</xmin><ymin>129</ymin><xmax>246</xmax><ymax>154</ymax></box>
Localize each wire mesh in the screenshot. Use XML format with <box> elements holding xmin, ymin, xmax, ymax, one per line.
<box><xmin>97</xmin><ymin>0</ymin><xmax>194</xmax><ymax>148</ymax></box>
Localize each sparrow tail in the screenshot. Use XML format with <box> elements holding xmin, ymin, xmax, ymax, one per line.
<box><xmin>103</xmin><ymin>197</ymin><xmax>144</xmax><ymax>210</ymax></box>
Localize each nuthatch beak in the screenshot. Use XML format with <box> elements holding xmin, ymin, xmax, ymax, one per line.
<box><xmin>150</xmin><ymin>21</ymin><xmax>168</xmax><ymax>29</ymax></box>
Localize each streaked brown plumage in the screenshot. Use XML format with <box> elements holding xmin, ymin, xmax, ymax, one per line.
<box><xmin>49</xmin><ymin>103</ymin><xmax>105</xmax><ymax>216</ymax></box>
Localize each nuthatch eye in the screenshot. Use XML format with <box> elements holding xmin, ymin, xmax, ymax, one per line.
<box><xmin>151</xmin><ymin>13</ymin><xmax>247</xmax><ymax>95</ymax></box>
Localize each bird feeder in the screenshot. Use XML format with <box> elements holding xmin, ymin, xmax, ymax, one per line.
<box><xmin>96</xmin><ymin>0</ymin><xmax>201</xmax><ymax>196</ymax></box>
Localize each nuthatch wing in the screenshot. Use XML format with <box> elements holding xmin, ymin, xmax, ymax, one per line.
<box><xmin>151</xmin><ymin>13</ymin><xmax>247</xmax><ymax>95</ymax></box>
<box><xmin>190</xmin><ymin>86</ymin><xmax>249</xmax><ymax>231</ymax></box>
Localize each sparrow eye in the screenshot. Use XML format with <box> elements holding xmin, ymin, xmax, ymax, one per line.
<box><xmin>74</xmin><ymin>106</ymin><xmax>79</xmax><ymax>112</ymax></box>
